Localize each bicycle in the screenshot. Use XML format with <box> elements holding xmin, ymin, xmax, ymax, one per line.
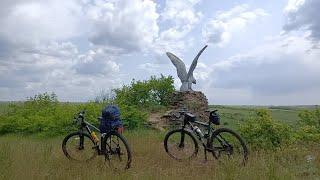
<box><xmin>62</xmin><ymin>110</ymin><xmax>132</xmax><ymax>170</ymax></box>
<box><xmin>163</xmin><ymin>109</ymin><xmax>248</xmax><ymax>165</ymax></box>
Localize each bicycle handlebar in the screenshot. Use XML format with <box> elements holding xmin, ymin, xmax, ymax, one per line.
<box><xmin>73</xmin><ymin>110</ymin><xmax>86</xmax><ymax>123</ymax></box>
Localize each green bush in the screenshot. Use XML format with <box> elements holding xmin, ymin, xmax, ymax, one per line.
<box><xmin>119</xmin><ymin>104</ymin><xmax>148</xmax><ymax>129</ymax></box>
<box><xmin>239</xmin><ymin>109</ymin><xmax>293</xmax><ymax>150</ymax></box>
<box><xmin>112</xmin><ymin>75</ymin><xmax>174</xmax><ymax>128</ymax></box>
<box><xmin>0</xmin><ymin>76</ymin><xmax>174</xmax><ymax>135</ymax></box>
<box><xmin>295</xmin><ymin>108</ymin><xmax>320</xmax><ymax>141</ymax></box>
<box><xmin>0</xmin><ymin>93</ymin><xmax>79</xmax><ymax>136</ymax></box>
<box><xmin>0</xmin><ymin>95</ymin><xmax>150</xmax><ymax>136</ymax></box>
<box><xmin>114</xmin><ymin>75</ymin><xmax>175</xmax><ymax>109</ymax></box>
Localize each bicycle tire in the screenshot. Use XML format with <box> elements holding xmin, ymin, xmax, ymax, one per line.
<box><xmin>103</xmin><ymin>131</ymin><xmax>132</xmax><ymax>170</ymax></box>
<box><xmin>164</xmin><ymin>128</ymin><xmax>199</xmax><ymax>161</ymax></box>
<box><xmin>210</xmin><ymin>127</ymin><xmax>248</xmax><ymax>165</ymax></box>
<box><xmin>62</xmin><ymin>132</ymin><xmax>97</xmax><ymax>162</ymax></box>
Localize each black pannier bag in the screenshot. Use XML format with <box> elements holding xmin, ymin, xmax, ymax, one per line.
<box><xmin>209</xmin><ymin>112</ymin><xmax>220</xmax><ymax>125</ymax></box>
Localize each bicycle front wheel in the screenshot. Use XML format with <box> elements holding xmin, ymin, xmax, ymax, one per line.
<box><xmin>210</xmin><ymin>127</ymin><xmax>248</xmax><ymax>165</ymax></box>
<box><xmin>62</xmin><ymin>132</ymin><xmax>97</xmax><ymax>162</ymax></box>
<box><xmin>164</xmin><ymin>129</ymin><xmax>199</xmax><ymax>161</ymax></box>
<box><xmin>103</xmin><ymin>131</ymin><xmax>132</xmax><ymax>170</ymax></box>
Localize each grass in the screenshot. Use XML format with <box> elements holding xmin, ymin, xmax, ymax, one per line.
<box><xmin>209</xmin><ymin>105</ymin><xmax>302</xmax><ymax>129</ymax></box>
<box><xmin>1</xmin><ymin>130</ymin><xmax>320</xmax><ymax>180</ymax></box>
<box><xmin>1</xmin><ymin>102</ymin><xmax>319</xmax><ymax>179</ymax></box>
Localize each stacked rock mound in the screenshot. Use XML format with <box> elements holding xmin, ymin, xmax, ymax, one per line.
<box><xmin>161</xmin><ymin>91</ymin><xmax>209</xmax><ymax>128</ymax></box>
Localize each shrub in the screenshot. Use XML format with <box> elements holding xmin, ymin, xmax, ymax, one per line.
<box><xmin>114</xmin><ymin>75</ymin><xmax>175</xmax><ymax>109</ymax></box>
<box><xmin>119</xmin><ymin>104</ymin><xmax>148</xmax><ymax>129</ymax></box>
<box><xmin>0</xmin><ymin>89</ymin><xmax>152</xmax><ymax>136</ymax></box>
<box><xmin>0</xmin><ymin>93</ymin><xmax>80</xmax><ymax>136</ymax></box>
<box><xmin>298</xmin><ymin>108</ymin><xmax>320</xmax><ymax>127</ymax></box>
<box><xmin>0</xmin><ymin>76</ymin><xmax>174</xmax><ymax>136</ymax></box>
<box><xmin>295</xmin><ymin>108</ymin><xmax>320</xmax><ymax>141</ymax></box>
<box><xmin>239</xmin><ymin>109</ymin><xmax>293</xmax><ymax>150</ymax></box>
<box><xmin>112</xmin><ymin>75</ymin><xmax>174</xmax><ymax>128</ymax></box>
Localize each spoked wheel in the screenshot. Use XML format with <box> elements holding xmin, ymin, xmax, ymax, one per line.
<box><xmin>103</xmin><ymin>131</ymin><xmax>132</xmax><ymax>170</ymax></box>
<box><xmin>210</xmin><ymin>128</ymin><xmax>248</xmax><ymax>165</ymax></box>
<box><xmin>62</xmin><ymin>132</ymin><xmax>97</xmax><ymax>162</ymax></box>
<box><xmin>164</xmin><ymin>129</ymin><xmax>199</xmax><ymax>161</ymax></box>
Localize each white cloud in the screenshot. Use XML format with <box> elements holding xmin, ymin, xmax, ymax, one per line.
<box><xmin>137</xmin><ymin>0</ymin><xmax>203</xmax><ymax>71</ymax></box>
<box><xmin>138</xmin><ymin>63</ymin><xmax>160</xmax><ymax>72</ymax></box>
<box><xmin>0</xmin><ymin>0</ymin><xmax>86</xmax><ymax>45</ymax></box>
<box><xmin>202</xmin><ymin>4</ymin><xmax>268</xmax><ymax>46</ymax></box>
<box><xmin>193</xmin><ymin>62</ymin><xmax>212</xmax><ymax>81</ymax></box>
<box><xmin>153</xmin><ymin>0</ymin><xmax>202</xmax><ymax>56</ymax></box>
<box><xmin>74</xmin><ymin>49</ymin><xmax>120</xmax><ymax>76</ymax></box>
<box><xmin>161</xmin><ymin>0</ymin><xmax>202</xmax><ymax>27</ymax></box>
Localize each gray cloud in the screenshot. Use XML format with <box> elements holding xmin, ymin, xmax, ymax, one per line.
<box><xmin>0</xmin><ymin>1</ymin><xmax>127</xmax><ymax>101</ymax></box>
<box><xmin>87</xmin><ymin>0</ymin><xmax>159</xmax><ymax>54</ymax></box>
<box><xmin>284</xmin><ymin>0</ymin><xmax>320</xmax><ymax>43</ymax></box>
<box><xmin>213</xmin><ymin>55</ymin><xmax>319</xmax><ymax>95</ymax></box>
<box><xmin>198</xmin><ymin>35</ymin><xmax>320</xmax><ymax>104</ymax></box>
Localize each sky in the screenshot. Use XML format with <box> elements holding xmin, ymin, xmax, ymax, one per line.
<box><xmin>0</xmin><ymin>0</ymin><xmax>319</xmax><ymax>105</ymax></box>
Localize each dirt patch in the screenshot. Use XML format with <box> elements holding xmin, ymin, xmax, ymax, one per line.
<box><xmin>147</xmin><ymin>91</ymin><xmax>210</xmax><ymax>129</ymax></box>
<box><xmin>146</xmin><ymin>113</ymin><xmax>166</xmax><ymax>131</ymax></box>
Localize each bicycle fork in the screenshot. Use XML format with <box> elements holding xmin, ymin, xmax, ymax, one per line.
<box><xmin>179</xmin><ymin>132</ymin><xmax>185</xmax><ymax>148</ymax></box>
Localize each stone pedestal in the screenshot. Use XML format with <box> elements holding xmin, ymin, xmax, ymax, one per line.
<box><xmin>161</xmin><ymin>91</ymin><xmax>209</xmax><ymax>128</ymax></box>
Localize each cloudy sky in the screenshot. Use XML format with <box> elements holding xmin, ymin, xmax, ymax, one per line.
<box><xmin>0</xmin><ymin>0</ymin><xmax>319</xmax><ymax>105</ymax></box>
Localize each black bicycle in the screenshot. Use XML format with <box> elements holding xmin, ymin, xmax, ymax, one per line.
<box><xmin>164</xmin><ymin>109</ymin><xmax>248</xmax><ymax>165</ymax></box>
<box><xmin>62</xmin><ymin>110</ymin><xmax>132</xmax><ymax>170</ymax></box>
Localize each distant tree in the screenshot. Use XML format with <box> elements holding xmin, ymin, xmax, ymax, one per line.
<box><xmin>94</xmin><ymin>89</ymin><xmax>115</xmax><ymax>103</ymax></box>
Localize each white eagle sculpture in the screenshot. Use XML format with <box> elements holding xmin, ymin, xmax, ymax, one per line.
<box><xmin>166</xmin><ymin>45</ymin><xmax>208</xmax><ymax>92</ymax></box>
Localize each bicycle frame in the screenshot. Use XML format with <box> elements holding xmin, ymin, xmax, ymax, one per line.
<box><xmin>182</xmin><ymin>119</ymin><xmax>211</xmax><ymax>144</ymax></box>
<box><xmin>180</xmin><ymin>115</ymin><xmax>221</xmax><ymax>160</ymax></box>
<box><xmin>76</xmin><ymin>116</ymin><xmax>112</xmax><ymax>156</ymax></box>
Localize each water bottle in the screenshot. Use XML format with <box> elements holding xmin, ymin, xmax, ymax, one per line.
<box><xmin>194</xmin><ymin>126</ymin><xmax>204</xmax><ymax>137</ymax></box>
<box><xmin>91</xmin><ymin>131</ymin><xmax>99</xmax><ymax>143</ymax></box>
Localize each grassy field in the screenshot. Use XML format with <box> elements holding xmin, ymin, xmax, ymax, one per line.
<box><xmin>208</xmin><ymin>105</ymin><xmax>307</xmax><ymax>129</ymax></box>
<box><xmin>0</xmin><ymin>130</ymin><xmax>320</xmax><ymax>180</ymax></box>
<box><xmin>1</xmin><ymin>103</ymin><xmax>319</xmax><ymax>179</ymax></box>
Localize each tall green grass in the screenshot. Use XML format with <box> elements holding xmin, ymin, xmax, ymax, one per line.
<box><xmin>0</xmin><ymin>130</ymin><xmax>319</xmax><ymax>180</ymax></box>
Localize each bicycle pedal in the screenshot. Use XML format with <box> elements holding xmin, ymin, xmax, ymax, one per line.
<box><xmin>92</xmin><ymin>145</ymin><xmax>99</xmax><ymax>149</ymax></box>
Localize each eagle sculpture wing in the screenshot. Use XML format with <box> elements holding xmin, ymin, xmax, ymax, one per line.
<box><xmin>187</xmin><ymin>45</ymin><xmax>208</xmax><ymax>81</ymax></box>
<box><xmin>166</xmin><ymin>52</ymin><xmax>187</xmax><ymax>81</ymax></box>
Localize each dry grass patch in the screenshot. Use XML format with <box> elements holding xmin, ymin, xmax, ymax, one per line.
<box><xmin>0</xmin><ymin>131</ymin><xmax>319</xmax><ymax>179</ymax></box>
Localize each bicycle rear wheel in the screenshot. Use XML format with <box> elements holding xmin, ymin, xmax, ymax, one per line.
<box><xmin>103</xmin><ymin>131</ymin><xmax>132</xmax><ymax>170</ymax></box>
<box><xmin>164</xmin><ymin>129</ymin><xmax>198</xmax><ymax>161</ymax></box>
<box><xmin>62</xmin><ymin>132</ymin><xmax>97</xmax><ymax>162</ymax></box>
<box><xmin>210</xmin><ymin>128</ymin><xmax>248</xmax><ymax>165</ymax></box>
